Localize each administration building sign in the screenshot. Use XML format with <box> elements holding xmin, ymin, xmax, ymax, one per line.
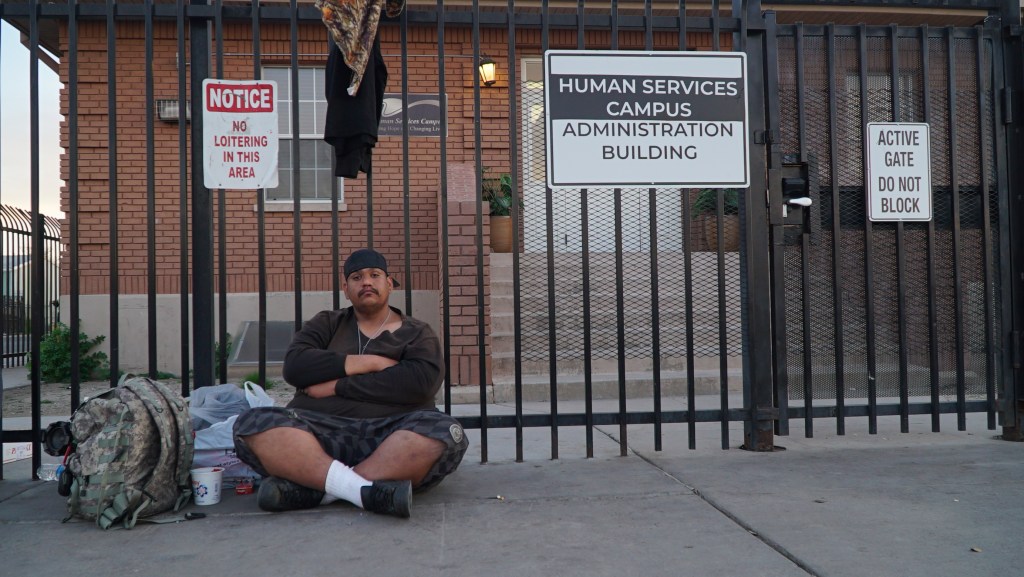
<box><xmin>544</xmin><ymin>50</ymin><xmax>749</xmax><ymax>188</ymax></box>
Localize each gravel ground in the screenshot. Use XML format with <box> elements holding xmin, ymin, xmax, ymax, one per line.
<box><xmin>1</xmin><ymin>379</ymin><xmax>295</xmax><ymax>418</ymax></box>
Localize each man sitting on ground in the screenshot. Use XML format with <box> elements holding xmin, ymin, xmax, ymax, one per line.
<box><xmin>233</xmin><ymin>248</ymin><xmax>468</xmax><ymax>518</ymax></box>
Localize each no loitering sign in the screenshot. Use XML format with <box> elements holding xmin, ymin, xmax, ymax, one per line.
<box><xmin>203</xmin><ymin>79</ymin><xmax>279</xmax><ymax>190</ymax></box>
<box><xmin>866</xmin><ymin>122</ymin><xmax>931</xmax><ymax>222</ymax></box>
<box><xmin>544</xmin><ymin>50</ymin><xmax>749</xmax><ymax>189</ymax></box>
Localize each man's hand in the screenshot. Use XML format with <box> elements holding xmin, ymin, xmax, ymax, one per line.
<box><xmin>303</xmin><ymin>380</ymin><xmax>339</xmax><ymax>398</ymax></box>
<box><xmin>344</xmin><ymin>354</ymin><xmax>398</xmax><ymax>376</ymax></box>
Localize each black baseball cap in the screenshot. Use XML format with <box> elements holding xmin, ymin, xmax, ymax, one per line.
<box><xmin>344</xmin><ymin>248</ymin><xmax>400</xmax><ymax>286</ymax></box>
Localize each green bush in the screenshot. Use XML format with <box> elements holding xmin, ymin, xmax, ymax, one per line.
<box><xmin>37</xmin><ymin>322</ymin><xmax>109</xmax><ymax>383</ymax></box>
<box><xmin>215</xmin><ymin>333</ymin><xmax>232</xmax><ymax>378</ymax></box>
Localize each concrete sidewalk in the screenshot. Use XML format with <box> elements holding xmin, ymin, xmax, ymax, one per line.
<box><xmin>1</xmin><ymin>401</ymin><xmax>1021</xmax><ymax>577</ymax></box>
<box><xmin>1</xmin><ymin>365</ymin><xmax>30</xmax><ymax>390</ymax></box>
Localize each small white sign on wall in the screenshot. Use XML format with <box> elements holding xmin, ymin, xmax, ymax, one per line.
<box><xmin>203</xmin><ymin>79</ymin><xmax>279</xmax><ymax>190</ymax></box>
<box><xmin>866</xmin><ymin>122</ymin><xmax>931</xmax><ymax>222</ymax></box>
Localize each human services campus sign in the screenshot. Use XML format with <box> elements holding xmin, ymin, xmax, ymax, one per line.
<box><xmin>203</xmin><ymin>79</ymin><xmax>279</xmax><ymax>190</ymax></box>
<box><xmin>544</xmin><ymin>50</ymin><xmax>749</xmax><ymax>188</ymax></box>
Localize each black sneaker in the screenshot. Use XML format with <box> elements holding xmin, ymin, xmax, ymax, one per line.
<box><xmin>360</xmin><ymin>480</ymin><xmax>412</xmax><ymax>518</ymax></box>
<box><xmin>257</xmin><ymin>476</ymin><xmax>325</xmax><ymax>512</ymax></box>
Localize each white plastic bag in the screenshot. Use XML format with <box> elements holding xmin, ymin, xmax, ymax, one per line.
<box><xmin>189</xmin><ymin>383</ymin><xmax>249</xmax><ymax>431</ymax></box>
<box><xmin>192</xmin><ymin>381</ymin><xmax>276</xmax><ymax>450</ymax></box>
<box><xmin>243</xmin><ymin>381</ymin><xmax>275</xmax><ymax>408</ymax></box>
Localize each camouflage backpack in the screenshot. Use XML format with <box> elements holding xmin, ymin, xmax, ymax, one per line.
<box><xmin>63</xmin><ymin>375</ymin><xmax>194</xmax><ymax>529</ymax></box>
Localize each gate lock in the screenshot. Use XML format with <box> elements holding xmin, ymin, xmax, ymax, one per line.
<box><xmin>777</xmin><ymin>157</ymin><xmax>820</xmax><ymax>243</ymax></box>
<box><xmin>782</xmin><ymin>176</ymin><xmax>811</xmax><ymax>221</ymax></box>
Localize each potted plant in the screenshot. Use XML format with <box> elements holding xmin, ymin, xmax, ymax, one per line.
<box><xmin>483</xmin><ymin>171</ymin><xmax>515</xmax><ymax>253</ymax></box>
<box><xmin>692</xmin><ymin>188</ymin><xmax>740</xmax><ymax>251</ymax></box>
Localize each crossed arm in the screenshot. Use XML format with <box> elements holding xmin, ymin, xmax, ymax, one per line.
<box><xmin>282</xmin><ymin>310</ymin><xmax>443</xmax><ymax>408</ymax></box>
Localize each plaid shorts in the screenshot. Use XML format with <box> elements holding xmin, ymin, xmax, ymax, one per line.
<box><xmin>233</xmin><ymin>406</ymin><xmax>468</xmax><ymax>491</ymax></box>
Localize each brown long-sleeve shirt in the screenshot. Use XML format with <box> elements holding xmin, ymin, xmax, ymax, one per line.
<box><xmin>282</xmin><ymin>306</ymin><xmax>443</xmax><ymax>418</ymax></box>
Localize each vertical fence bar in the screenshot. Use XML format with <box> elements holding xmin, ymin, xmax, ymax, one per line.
<box><xmin>679</xmin><ymin>0</ymin><xmax>687</xmax><ymax>50</ymax></box>
<box><xmin>437</xmin><ymin>0</ymin><xmax>451</xmax><ymax>415</ymax></box>
<box><xmin>289</xmin><ymin>0</ymin><xmax>302</xmax><ymax>332</ymax></box>
<box><xmin>401</xmin><ymin>11</ymin><xmax>413</xmax><ymax>316</ymax></box>
<box><xmin>29</xmin><ymin>0</ymin><xmax>44</xmax><ymax>478</ymax></box>
<box><xmin>145</xmin><ymin>0</ymin><xmax>157</xmax><ymax>379</ymax></box>
<box><xmin>611</xmin><ymin>0</ymin><xmax>628</xmax><ymax>457</ymax></box>
<box><xmin>178</xmin><ymin>0</ymin><xmax>190</xmax><ymax>396</ymax></box>
<box><xmin>253</xmin><ymin>0</ymin><xmax>268</xmax><ymax>388</ymax></box>
<box><xmin>215</xmin><ymin>0</ymin><xmax>228</xmax><ymax>384</ymax></box>
<box><xmin>711</xmin><ymin>0</ymin><xmax>719</xmax><ymax>50</ymax></box>
<box><xmin>858</xmin><ymin>24</ymin><xmax>877</xmax><ymax>434</ymax></box>
<box><xmin>191</xmin><ymin>0</ymin><xmax>213</xmax><ymax>388</ymax></box>
<box><xmin>581</xmin><ymin>185</ymin><xmax>594</xmax><ymax>458</ymax></box>
<box><xmin>762</xmin><ymin>8</ymin><xmax>786</xmax><ymax>440</ymax></box>
<box><xmin>614</xmin><ymin>186</ymin><xmax>627</xmax><ymax>456</ymax></box>
<box><xmin>22</xmin><ymin>212</ymin><xmax>28</xmax><ymax>364</ymax></box>
<box><xmin>1001</xmin><ymin>0</ymin><xmax>1024</xmax><ymax>442</ymax></box>
<box><xmin>825</xmin><ymin>23</ymin><xmax>846</xmax><ymax>436</ymax></box>
<box><xmin>890</xmin><ymin>24</ymin><xmax>910</xmax><ymax>434</ymax></box>
<box><xmin>20</xmin><ymin>213</ymin><xmax>27</xmax><ymax>366</ymax></box>
<box><xmin>741</xmin><ymin>6</ymin><xmax>776</xmax><ymax>451</ymax></box>
<box><xmin>472</xmin><ymin>0</ymin><xmax>489</xmax><ymax>463</ymax></box>
<box><xmin>643</xmin><ymin>0</ymin><xmax>663</xmax><ymax>453</ymax></box>
<box><xmin>990</xmin><ymin>15</ymin><xmax>1016</xmax><ymax>439</ymax></box>
<box><xmin>508</xmin><ymin>0</ymin><xmax>526</xmax><ymax>461</ymax></box>
<box><xmin>922</xmin><ymin>25</ymin><xmax>941</xmax><ymax>432</ymax></box>
<box><xmin>401</xmin><ymin>10</ymin><xmax>413</xmax><ymax>315</ymax></box>
<box><xmin>106</xmin><ymin>0</ymin><xmax>120</xmax><ymax>388</ymax></box>
<box><xmin>683</xmin><ymin>192</ymin><xmax>697</xmax><ymax>449</ymax></box>
<box><xmin>541</xmin><ymin>0</ymin><xmax>557</xmax><ymax>460</ymax></box>
<box><xmin>68</xmin><ymin>0</ymin><xmax>81</xmax><ymax>408</ymax></box>
<box><xmin>976</xmin><ymin>26</ymin><xmax>996</xmax><ymax>430</ymax></box>
<box><xmin>577</xmin><ymin>0</ymin><xmax>593</xmax><ymax>459</ymax></box>
<box><xmin>946</xmin><ymin>26</ymin><xmax>967</xmax><ymax>431</ymax></box>
<box><xmin>794</xmin><ymin>23</ymin><xmax>814</xmax><ymax>438</ymax></box>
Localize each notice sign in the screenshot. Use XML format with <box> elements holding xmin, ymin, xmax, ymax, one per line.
<box><xmin>203</xmin><ymin>79</ymin><xmax>279</xmax><ymax>189</ymax></box>
<box><xmin>867</xmin><ymin>122</ymin><xmax>931</xmax><ymax>221</ymax></box>
<box><xmin>544</xmin><ymin>50</ymin><xmax>749</xmax><ymax>188</ymax></box>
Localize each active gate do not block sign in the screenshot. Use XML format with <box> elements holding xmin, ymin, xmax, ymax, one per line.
<box><xmin>866</xmin><ymin>122</ymin><xmax>932</xmax><ymax>222</ymax></box>
<box><xmin>544</xmin><ymin>50</ymin><xmax>749</xmax><ymax>189</ymax></box>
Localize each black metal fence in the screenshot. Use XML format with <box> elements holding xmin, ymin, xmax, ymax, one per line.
<box><xmin>0</xmin><ymin>206</ymin><xmax>62</xmax><ymax>367</ymax></box>
<box><xmin>1</xmin><ymin>0</ymin><xmax>1022</xmax><ymax>481</ymax></box>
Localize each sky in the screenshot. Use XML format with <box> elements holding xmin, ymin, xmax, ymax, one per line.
<box><xmin>1</xmin><ymin>20</ymin><xmax>64</xmax><ymax>217</ymax></box>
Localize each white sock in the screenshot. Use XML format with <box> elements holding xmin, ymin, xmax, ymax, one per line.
<box><xmin>322</xmin><ymin>460</ymin><xmax>371</xmax><ymax>508</ymax></box>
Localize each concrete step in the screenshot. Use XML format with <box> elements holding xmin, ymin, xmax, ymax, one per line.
<box><xmin>490</xmin><ymin>353</ymin><xmax>743</xmax><ymax>377</ymax></box>
<box><xmin>444</xmin><ymin>368</ymin><xmax>744</xmax><ymax>404</ymax></box>
<box><xmin>489</xmin><ymin>311</ymin><xmax>740</xmax><ymax>333</ymax></box>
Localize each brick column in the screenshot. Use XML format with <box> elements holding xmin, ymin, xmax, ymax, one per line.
<box><xmin>440</xmin><ymin>163</ymin><xmax>491</xmax><ymax>387</ymax></box>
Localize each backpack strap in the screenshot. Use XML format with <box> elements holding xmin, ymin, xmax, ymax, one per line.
<box><xmin>147</xmin><ymin>378</ymin><xmax>195</xmax><ymax>511</ymax></box>
<box><xmin>123</xmin><ymin>376</ymin><xmax>195</xmax><ymax>514</ymax></box>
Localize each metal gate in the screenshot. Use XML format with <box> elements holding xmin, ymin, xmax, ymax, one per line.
<box><xmin>765</xmin><ymin>18</ymin><xmax>1013</xmax><ymax>441</ymax></box>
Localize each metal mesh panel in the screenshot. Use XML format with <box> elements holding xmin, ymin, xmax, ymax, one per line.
<box><xmin>955</xmin><ymin>37</ymin><xmax>989</xmax><ymax>398</ymax></box>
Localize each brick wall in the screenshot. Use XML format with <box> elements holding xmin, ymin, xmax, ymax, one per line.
<box><xmin>442</xmin><ymin>162</ymin><xmax>491</xmax><ymax>386</ymax></box>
